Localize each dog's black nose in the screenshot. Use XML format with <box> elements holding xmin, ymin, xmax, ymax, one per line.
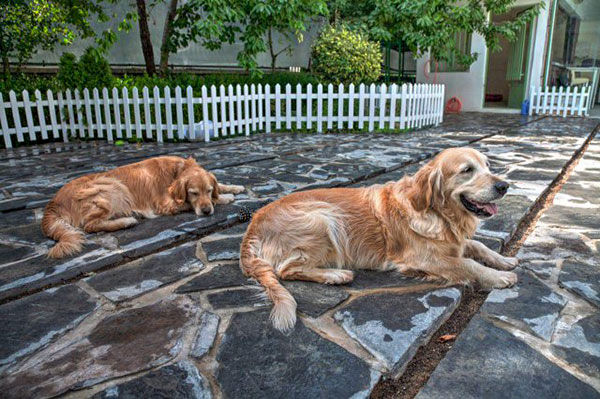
<box><xmin>495</xmin><ymin>181</ymin><xmax>509</xmax><ymax>195</ymax></box>
<box><xmin>201</xmin><ymin>207</ymin><xmax>212</xmax><ymax>215</ymax></box>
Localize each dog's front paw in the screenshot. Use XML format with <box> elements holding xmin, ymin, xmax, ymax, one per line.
<box><xmin>230</xmin><ymin>185</ymin><xmax>245</xmax><ymax>194</ymax></box>
<box><xmin>491</xmin><ymin>271</ymin><xmax>518</xmax><ymax>289</ymax></box>
<box><xmin>217</xmin><ymin>193</ymin><xmax>235</xmax><ymax>204</ymax></box>
<box><xmin>324</xmin><ymin>270</ymin><xmax>354</xmax><ymax>285</ymax></box>
<box><xmin>496</xmin><ymin>256</ymin><xmax>519</xmax><ymax>271</ymax></box>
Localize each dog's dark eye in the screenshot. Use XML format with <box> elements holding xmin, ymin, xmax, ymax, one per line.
<box><xmin>462</xmin><ymin>166</ymin><xmax>473</xmax><ymax>174</ymax></box>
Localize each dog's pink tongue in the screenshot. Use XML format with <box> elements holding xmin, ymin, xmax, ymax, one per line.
<box><xmin>483</xmin><ymin>203</ymin><xmax>498</xmax><ymax>215</ymax></box>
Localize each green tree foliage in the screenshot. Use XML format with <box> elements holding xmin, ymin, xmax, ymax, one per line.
<box><xmin>57</xmin><ymin>49</ymin><xmax>114</xmax><ymax>90</ymax></box>
<box><xmin>0</xmin><ymin>0</ymin><xmax>106</xmax><ymax>76</ymax></box>
<box><xmin>311</xmin><ymin>25</ymin><xmax>381</xmax><ymax>84</ymax></box>
<box><xmin>170</xmin><ymin>0</ymin><xmax>328</xmax><ymax>74</ymax></box>
<box><xmin>327</xmin><ymin>0</ymin><xmax>541</xmax><ymax>67</ymax></box>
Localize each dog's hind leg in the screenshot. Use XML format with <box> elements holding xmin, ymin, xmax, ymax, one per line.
<box><xmin>218</xmin><ymin>184</ymin><xmax>245</xmax><ymax>194</ymax></box>
<box><xmin>84</xmin><ymin>217</ymin><xmax>138</xmax><ymax>233</ymax></box>
<box><xmin>278</xmin><ymin>251</ymin><xmax>354</xmax><ymax>285</ymax></box>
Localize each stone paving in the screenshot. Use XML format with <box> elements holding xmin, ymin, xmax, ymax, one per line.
<box><xmin>418</xmin><ymin>134</ymin><xmax>600</xmax><ymax>398</ymax></box>
<box><xmin>0</xmin><ymin>113</ymin><xmax>598</xmax><ymax>398</ymax></box>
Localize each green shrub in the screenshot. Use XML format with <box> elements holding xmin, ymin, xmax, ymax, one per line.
<box><xmin>57</xmin><ymin>48</ymin><xmax>114</xmax><ymax>90</ymax></box>
<box><xmin>311</xmin><ymin>25</ymin><xmax>382</xmax><ymax>85</ymax></box>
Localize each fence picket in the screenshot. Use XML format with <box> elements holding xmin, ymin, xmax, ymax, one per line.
<box><xmin>264</xmin><ymin>84</ymin><xmax>271</xmax><ymax>133</ymax></box>
<box><xmin>228</xmin><ymin>85</ymin><xmax>236</xmax><ymax>136</ymax></box>
<box><xmin>21</xmin><ymin>91</ymin><xmax>36</xmax><ymax>141</ymax></box>
<box><xmin>113</xmin><ymin>88</ymin><xmax>122</xmax><ymax>139</ymax></box>
<box><xmin>251</xmin><ymin>84</ymin><xmax>257</xmax><ymax>132</ymax></box>
<box><xmin>235</xmin><ymin>85</ymin><xmax>243</xmax><ymax>135</ymax></box>
<box><xmin>154</xmin><ymin>86</ymin><xmax>163</xmax><ymax>142</ymax></box>
<box><xmin>201</xmin><ymin>85</ymin><xmax>210</xmax><ymax>141</ymax></box>
<box><xmin>56</xmin><ymin>91</ymin><xmax>68</xmax><ymax>142</ymax></box>
<box><xmin>0</xmin><ymin>93</ymin><xmax>10</xmax><ymax>148</ymax></box>
<box><xmin>400</xmin><ymin>84</ymin><xmax>407</xmax><ymax>129</ymax></box>
<box><xmin>102</xmin><ymin>88</ymin><xmax>113</xmax><ymax>141</ymax></box>
<box><xmin>285</xmin><ymin>84</ymin><xmax>292</xmax><ymax>130</ymax></box>
<box><xmin>65</xmin><ymin>89</ymin><xmax>76</xmax><ymax>139</ymax></box>
<box><xmin>306</xmin><ymin>83</ymin><xmax>313</xmax><ymax>130</ymax></box>
<box><xmin>296</xmin><ymin>83</ymin><xmax>302</xmax><ymax>130</ymax></box>
<box><xmin>388</xmin><ymin>84</ymin><xmax>397</xmax><ymax>129</ymax></box>
<box><xmin>142</xmin><ymin>87</ymin><xmax>152</xmax><ymax>139</ymax></box>
<box><xmin>275</xmin><ymin>84</ymin><xmax>282</xmax><ymax>130</ymax></box>
<box><xmin>210</xmin><ymin>85</ymin><xmax>219</xmax><ymax>138</ymax></box>
<box><xmin>243</xmin><ymin>84</ymin><xmax>250</xmax><ymax>136</ymax></box>
<box><xmin>556</xmin><ymin>86</ymin><xmax>564</xmax><ymax>118</ymax></box>
<box><xmin>47</xmin><ymin>90</ymin><xmax>60</xmax><ymax>139</ymax></box>
<box><xmin>562</xmin><ymin>86</ymin><xmax>570</xmax><ymax>118</ymax></box>
<box><xmin>378</xmin><ymin>83</ymin><xmax>387</xmax><ymax>130</ymax></box>
<box><xmin>73</xmin><ymin>90</ymin><xmax>85</xmax><ymax>138</ymax></box>
<box><xmin>83</xmin><ymin>89</ymin><xmax>94</xmax><ymax>138</ymax></box>
<box><xmin>132</xmin><ymin>87</ymin><xmax>143</xmax><ymax>139</ymax></box>
<box><xmin>165</xmin><ymin>86</ymin><xmax>174</xmax><ymax>140</ymax></box>
<box><xmin>316</xmin><ymin>84</ymin><xmax>323</xmax><ymax>133</ymax></box>
<box><xmin>258</xmin><ymin>84</ymin><xmax>264</xmax><ymax>131</ymax></box>
<box><xmin>327</xmin><ymin>84</ymin><xmax>334</xmax><ymax>130</ymax></box>
<box><xmin>338</xmin><ymin>83</ymin><xmax>344</xmax><ymax>129</ymax></box>
<box><xmin>93</xmin><ymin>88</ymin><xmax>103</xmax><ymax>138</ymax></box>
<box><xmin>348</xmin><ymin>83</ymin><xmax>355</xmax><ymax>130</ymax></box>
<box><xmin>175</xmin><ymin>86</ymin><xmax>184</xmax><ymax>139</ymax></box>
<box><xmin>368</xmin><ymin>84</ymin><xmax>376</xmax><ymax>132</ymax></box>
<box><xmin>34</xmin><ymin>90</ymin><xmax>48</xmax><ymax>140</ymax></box>
<box><xmin>358</xmin><ymin>84</ymin><xmax>365</xmax><ymax>130</ymax></box>
<box><xmin>123</xmin><ymin>87</ymin><xmax>132</xmax><ymax>139</ymax></box>
<box><xmin>223</xmin><ymin>85</ymin><xmax>231</xmax><ymax>136</ymax></box>
<box><xmin>571</xmin><ymin>87</ymin><xmax>578</xmax><ymax>116</ymax></box>
<box><xmin>186</xmin><ymin>86</ymin><xmax>195</xmax><ymax>139</ymax></box>
<box><xmin>577</xmin><ymin>86</ymin><xmax>587</xmax><ymax>116</ymax></box>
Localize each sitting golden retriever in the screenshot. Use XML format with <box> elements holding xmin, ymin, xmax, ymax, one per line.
<box><xmin>240</xmin><ymin>147</ymin><xmax>518</xmax><ymax>331</ymax></box>
<box><xmin>42</xmin><ymin>156</ymin><xmax>244</xmax><ymax>258</ymax></box>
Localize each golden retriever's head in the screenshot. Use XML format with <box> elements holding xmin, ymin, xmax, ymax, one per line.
<box><xmin>411</xmin><ymin>147</ymin><xmax>508</xmax><ymax>219</ymax></box>
<box><xmin>169</xmin><ymin>158</ymin><xmax>219</xmax><ymax>216</ymax></box>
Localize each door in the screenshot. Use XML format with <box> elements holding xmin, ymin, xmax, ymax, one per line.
<box><xmin>506</xmin><ymin>20</ymin><xmax>532</xmax><ymax>108</ymax></box>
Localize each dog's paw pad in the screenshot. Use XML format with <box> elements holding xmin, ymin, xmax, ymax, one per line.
<box><xmin>494</xmin><ymin>271</ymin><xmax>518</xmax><ymax>288</ymax></box>
<box><xmin>324</xmin><ymin>270</ymin><xmax>354</xmax><ymax>285</ymax></box>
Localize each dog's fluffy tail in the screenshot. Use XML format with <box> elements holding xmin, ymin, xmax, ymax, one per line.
<box><xmin>41</xmin><ymin>204</ymin><xmax>84</xmax><ymax>259</ymax></box>
<box><xmin>240</xmin><ymin>235</ymin><xmax>297</xmax><ymax>332</ymax></box>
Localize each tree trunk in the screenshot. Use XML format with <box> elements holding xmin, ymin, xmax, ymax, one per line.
<box><xmin>136</xmin><ymin>0</ymin><xmax>156</xmax><ymax>75</ymax></box>
<box><xmin>268</xmin><ymin>28</ymin><xmax>277</xmax><ymax>73</ymax></box>
<box><xmin>2</xmin><ymin>56</ymin><xmax>9</xmax><ymax>78</ymax></box>
<box><xmin>159</xmin><ymin>0</ymin><xmax>178</xmax><ymax>76</ymax></box>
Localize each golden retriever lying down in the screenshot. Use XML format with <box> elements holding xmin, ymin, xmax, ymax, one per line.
<box><xmin>42</xmin><ymin>156</ymin><xmax>244</xmax><ymax>258</ymax></box>
<box><xmin>240</xmin><ymin>147</ymin><xmax>518</xmax><ymax>331</ymax></box>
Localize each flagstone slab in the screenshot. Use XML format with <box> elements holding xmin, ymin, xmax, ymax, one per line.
<box><xmin>191</xmin><ymin>312</ymin><xmax>220</xmax><ymax>359</ymax></box>
<box><xmin>553</xmin><ymin>313</ymin><xmax>600</xmax><ymax>378</ymax></box>
<box><xmin>283</xmin><ymin>280</ymin><xmax>350</xmax><ymax>317</ymax></box>
<box><xmin>86</xmin><ymin>242</ymin><xmax>204</xmax><ymax>302</ymax></box>
<box><xmin>216</xmin><ymin>309</ymin><xmax>378</xmax><ymax>399</ymax></box>
<box><xmin>334</xmin><ymin>288</ymin><xmax>461</xmax><ymax>372</ymax></box>
<box><xmin>0</xmin><ymin>296</ymin><xmax>199</xmax><ymax>399</ymax></box>
<box><xmin>482</xmin><ymin>271</ymin><xmax>567</xmax><ymax>340</ymax></box>
<box><xmin>417</xmin><ymin>315</ymin><xmax>599</xmax><ymax>399</ymax></box>
<box><xmin>0</xmin><ymin>285</ymin><xmax>98</xmax><ymax>369</ymax></box>
<box><xmin>92</xmin><ymin>361</ymin><xmax>212</xmax><ymax>399</ymax></box>
<box><xmin>176</xmin><ymin>263</ymin><xmax>252</xmax><ymax>294</ymax></box>
<box><xmin>559</xmin><ymin>259</ymin><xmax>600</xmax><ymax>307</ymax></box>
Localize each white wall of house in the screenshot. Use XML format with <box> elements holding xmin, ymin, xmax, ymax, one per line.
<box><xmin>415</xmin><ymin>0</ymin><xmax>551</xmax><ymax>111</ymax></box>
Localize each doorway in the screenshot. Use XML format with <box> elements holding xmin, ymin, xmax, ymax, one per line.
<box><xmin>484</xmin><ymin>7</ymin><xmax>535</xmax><ymax>109</ymax></box>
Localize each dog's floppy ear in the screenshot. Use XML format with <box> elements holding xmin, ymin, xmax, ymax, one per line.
<box><xmin>209</xmin><ymin>172</ymin><xmax>220</xmax><ymax>202</ymax></box>
<box><xmin>168</xmin><ymin>176</ymin><xmax>187</xmax><ymax>205</ymax></box>
<box><xmin>410</xmin><ymin>165</ymin><xmax>444</xmax><ymax>212</ymax></box>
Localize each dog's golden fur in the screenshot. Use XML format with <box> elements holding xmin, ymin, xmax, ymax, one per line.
<box><xmin>240</xmin><ymin>147</ymin><xmax>519</xmax><ymax>331</ymax></box>
<box><xmin>42</xmin><ymin>156</ymin><xmax>244</xmax><ymax>258</ymax></box>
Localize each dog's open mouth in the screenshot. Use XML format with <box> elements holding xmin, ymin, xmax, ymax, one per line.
<box><xmin>460</xmin><ymin>194</ymin><xmax>498</xmax><ymax>217</ymax></box>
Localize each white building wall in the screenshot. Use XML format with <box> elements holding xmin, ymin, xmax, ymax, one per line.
<box><xmin>415</xmin><ymin>0</ymin><xmax>551</xmax><ymax>111</ymax></box>
<box><xmin>416</xmin><ymin>32</ymin><xmax>488</xmax><ymax>111</ymax></box>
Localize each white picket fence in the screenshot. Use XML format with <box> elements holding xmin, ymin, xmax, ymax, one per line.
<box><xmin>529</xmin><ymin>85</ymin><xmax>591</xmax><ymax>117</ymax></box>
<box><xmin>0</xmin><ymin>83</ymin><xmax>445</xmax><ymax>149</ymax></box>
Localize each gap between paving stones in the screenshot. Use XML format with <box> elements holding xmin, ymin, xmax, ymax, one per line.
<box><xmin>0</xmin><ymin>116</ymin><xmax>546</xmax><ymax>306</ymax></box>
<box><xmin>371</xmin><ymin>120</ymin><xmax>600</xmax><ymax>399</ymax></box>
